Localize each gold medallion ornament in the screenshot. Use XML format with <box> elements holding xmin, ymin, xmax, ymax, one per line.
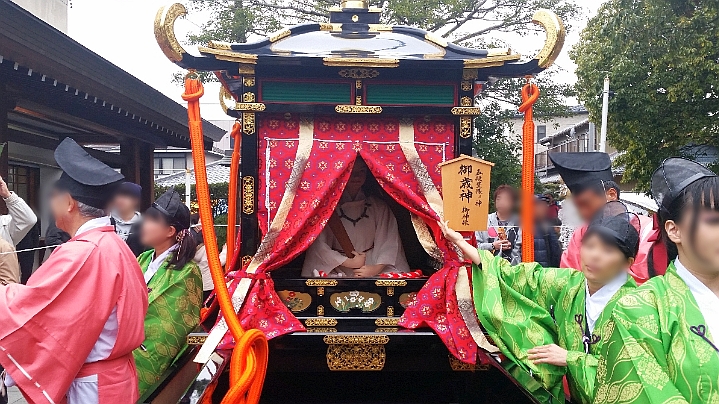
<box><xmin>339</xmin><ymin>68</ymin><xmax>380</xmax><ymax>79</ymax></box>
<box><xmin>460</xmin><ymin>96</ymin><xmax>473</xmax><ymax>106</ymax></box>
<box><xmin>316</xmin><ymin>286</ymin><xmax>325</xmax><ymax>296</ymax></box>
<box><xmin>242</xmin><ymin>176</ymin><xmax>255</xmax><ymax>215</ymax></box>
<box><xmin>461</xmin><ymin>81</ymin><xmax>472</xmax><ymax>92</ymax></box>
<box><xmin>241</xmin><ymin>255</ymin><xmax>252</xmax><ymax>268</ymax></box>
<box><xmin>355</xmin><ymin>80</ymin><xmax>363</xmax><ymax>89</ymax></box>
<box><xmin>243</xmin><ymin>77</ymin><xmax>256</xmax><ymax>87</ymax></box>
<box><xmin>317</xmin><ymin>305</ymin><xmax>325</xmax><ymax>316</ymax></box>
<box><xmin>243</xmin><ymin>92</ymin><xmax>256</xmax><ymax>103</ymax></box>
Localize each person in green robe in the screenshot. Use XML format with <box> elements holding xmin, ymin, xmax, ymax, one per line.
<box><xmin>595</xmin><ymin>158</ymin><xmax>719</xmax><ymax>404</ymax></box>
<box><xmin>438</xmin><ymin>201</ymin><xmax>641</xmax><ymax>403</ymax></box>
<box><xmin>133</xmin><ymin>189</ymin><xmax>203</xmax><ymax>396</ymax></box>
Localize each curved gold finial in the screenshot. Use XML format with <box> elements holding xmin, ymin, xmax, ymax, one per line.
<box><xmin>219</xmin><ymin>86</ymin><xmax>236</xmax><ymax>114</ymax></box>
<box><xmin>532</xmin><ymin>9</ymin><xmax>566</xmax><ymax>69</ymax></box>
<box><xmin>154</xmin><ymin>3</ymin><xmax>188</xmax><ymax>63</ymax></box>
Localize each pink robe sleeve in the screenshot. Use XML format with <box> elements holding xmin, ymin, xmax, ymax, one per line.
<box><xmin>560</xmin><ymin>224</ymin><xmax>586</xmax><ymax>270</ymax></box>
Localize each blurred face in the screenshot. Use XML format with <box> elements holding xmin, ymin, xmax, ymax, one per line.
<box><xmin>534</xmin><ymin>200</ymin><xmax>549</xmax><ymax>221</ymax></box>
<box><xmin>574</xmin><ymin>189</ymin><xmax>615</xmax><ymax>222</ymax></box>
<box><xmin>112</xmin><ymin>193</ymin><xmax>139</xmax><ymax>215</ymax></box>
<box><xmin>494</xmin><ymin>192</ymin><xmax>515</xmax><ymax>216</ymax></box>
<box><xmin>50</xmin><ymin>189</ymin><xmax>74</xmax><ymax>233</ymax></box>
<box><xmin>666</xmin><ymin>209</ymin><xmax>719</xmax><ymax>274</ymax></box>
<box><xmin>580</xmin><ymin>233</ymin><xmax>633</xmax><ymax>286</ymax></box>
<box><xmin>344</xmin><ymin>161</ymin><xmax>368</xmax><ymax>198</ymax></box>
<box><xmin>140</xmin><ymin>214</ymin><xmax>176</xmax><ymax>248</ymax></box>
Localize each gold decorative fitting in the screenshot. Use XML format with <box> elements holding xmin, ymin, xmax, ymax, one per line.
<box><xmin>375</xmin><ymin>318</ymin><xmax>399</xmax><ymax>326</ymax></box>
<box><xmin>335</xmin><ymin>105</ymin><xmax>382</xmax><ymax>114</ymax></box>
<box><xmin>235</xmin><ymin>103</ymin><xmax>266</xmax><ymax>112</ymax></box>
<box><xmin>187</xmin><ymin>334</ymin><xmax>208</xmax><ymax>345</ymax></box>
<box><xmin>460</xmin><ymin>96</ymin><xmax>473</xmax><ymax>106</ymax></box>
<box><xmin>239</xmin><ymin>65</ymin><xmax>255</xmax><ymax>75</ymax></box>
<box><xmin>424</xmin><ymin>32</ymin><xmax>448</xmax><ymax>48</ymax></box>
<box><xmin>324</xmin><ymin>335</ymin><xmax>389</xmax><ymax>345</ymax></box>
<box><xmin>198</xmin><ymin>46</ymin><xmax>259</xmax><ymax>64</ymax></box>
<box><xmin>532</xmin><ymin>9</ymin><xmax>566</xmax><ymax>68</ymax></box>
<box><xmin>460</xmin><ymin>116</ymin><xmax>472</xmax><ymax>138</ymax></box>
<box><xmin>306</xmin><ymin>279</ymin><xmax>338</xmax><ymax>287</ymax></box>
<box><xmin>387</xmin><ymin>306</ymin><xmax>394</xmax><ymax>317</ymax></box>
<box><xmin>386</xmin><ymin>286</ymin><xmax>394</xmax><ymax>296</ymax></box>
<box><xmin>320</xmin><ymin>23</ymin><xmax>342</xmax><ymax>32</ymax></box>
<box><xmin>243</xmin><ymin>77</ymin><xmax>256</xmax><ymax>87</ymax></box>
<box><xmin>242</xmin><ymin>176</ymin><xmax>255</xmax><ymax>215</ymax></box>
<box><xmin>462</xmin><ymin>69</ymin><xmax>478</xmax><ymax>80</ymax></box>
<box><xmin>243</xmin><ymin>92</ymin><xmax>256</xmax><ymax>102</ymax></box>
<box><xmin>306</xmin><ymin>318</ymin><xmax>338</xmax><ymax>327</ymax></box>
<box><xmin>326</xmin><ymin>344</ymin><xmax>386</xmax><ymax>371</ymax></box>
<box><xmin>241</xmin><ymin>255</ymin><xmax>252</xmax><ymax>268</ymax></box>
<box><xmin>451</xmin><ymin>107</ymin><xmax>482</xmax><ymax>115</ymax></box>
<box><xmin>355</xmin><ymin>80</ymin><xmax>362</xmax><ymax>89</ymax></box>
<box><xmin>154</xmin><ymin>3</ymin><xmax>188</xmax><ymax>63</ymax></box>
<box><xmin>317</xmin><ymin>305</ymin><xmax>325</xmax><ymax>316</ymax></box>
<box><xmin>278</xmin><ymin>290</ymin><xmax>311</xmax><ymax>313</ymax></box>
<box><xmin>463</xmin><ymin>53</ymin><xmax>521</xmax><ymax>69</ymax></box>
<box><xmin>461</xmin><ymin>81</ymin><xmax>472</xmax><ymax>92</ymax></box>
<box><xmin>207</xmin><ymin>40</ymin><xmax>233</xmax><ymax>50</ymax></box>
<box><xmin>269</xmin><ymin>28</ymin><xmax>291</xmax><ymax>42</ymax></box>
<box><xmin>355</xmin><ymin>96</ymin><xmax>363</xmax><ymax>106</ymax></box>
<box><xmin>368</xmin><ymin>24</ymin><xmax>393</xmax><ymax>32</ymax></box>
<box><xmin>375</xmin><ymin>280</ymin><xmax>407</xmax><ymax>287</ymax></box>
<box><xmin>242</xmin><ymin>112</ymin><xmax>255</xmax><ymax>135</ymax></box>
<box><xmin>324</xmin><ymin>57</ymin><xmax>399</xmax><ymax>68</ymax></box>
<box><xmin>339</xmin><ymin>68</ymin><xmax>380</xmax><ymax>79</ymax></box>
<box><xmin>330</xmin><ymin>291</ymin><xmax>381</xmax><ymax>313</ymax></box>
<box><xmin>487</xmin><ymin>48</ymin><xmax>512</xmax><ymax>56</ymax></box>
<box><xmin>351</xmin><ymin>14</ymin><xmax>359</xmax><ymax>22</ymax></box>
<box><xmin>375</xmin><ymin>327</ymin><xmax>398</xmax><ymax>333</ymax></box>
<box><xmin>317</xmin><ymin>286</ymin><xmax>325</xmax><ymax>296</ymax></box>
<box><xmin>448</xmin><ymin>355</ymin><xmax>487</xmax><ymax>371</ymax></box>
<box><xmin>306</xmin><ymin>327</ymin><xmax>337</xmax><ymax>333</ymax></box>
<box><xmin>219</xmin><ymin>86</ymin><xmax>235</xmax><ymax>114</ymax></box>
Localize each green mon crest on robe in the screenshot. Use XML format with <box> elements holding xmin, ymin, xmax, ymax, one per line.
<box><xmin>595</xmin><ymin>263</ymin><xmax>719</xmax><ymax>404</ymax></box>
<box><xmin>133</xmin><ymin>250</ymin><xmax>203</xmax><ymax>396</ymax></box>
<box><xmin>472</xmin><ymin>250</ymin><xmax>636</xmax><ymax>404</ymax></box>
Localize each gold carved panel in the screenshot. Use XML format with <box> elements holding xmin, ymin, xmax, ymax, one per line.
<box><xmin>242</xmin><ymin>112</ymin><xmax>255</xmax><ymax>135</ymax></box>
<box><xmin>242</xmin><ymin>176</ymin><xmax>255</xmax><ymax>215</ymax></box>
<box><xmin>330</xmin><ymin>291</ymin><xmax>381</xmax><ymax>313</ymax></box>
<box><xmin>243</xmin><ymin>77</ymin><xmax>256</xmax><ymax>87</ymax></box>
<box><xmin>306</xmin><ymin>279</ymin><xmax>338</xmax><ymax>287</ymax></box>
<box><xmin>460</xmin><ymin>116</ymin><xmax>472</xmax><ymax>138</ymax></box>
<box><xmin>339</xmin><ymin>68</ymin><xmax>380</xmax><ymax>79</ymax></box>
<box><xmin>375</xmin><ymin>318</ymin><xmax>399</xmax><ymax>326</ymax></box>
<box><xmin>335</xmin><ymin>105</ymin><xmax>382</xmax><ymax>114</ymax></box>
<box><xmin>305</xmin><ymin>318</ymin><xmax>338</xmax><ymax>327</ymax></box>
<box><xmin>461</xmin><ymin>81</ymin><xmax>472</xmax><ymax>92</ymax></box>
<box><xmin>324</xmin><ymin>335</ymin><xmax>389</xmax><ymax>371</ymax></box>
<box><xmin>243</xmin><ymin>92</ymin><xmax>256</xmax><ymax>102</ymax></box>
<box><xmin>451</xmin><ymin>107</ymin><xmax>482</xmax><ymax>115</ymax></box>
<box><xmin>277</xmin><ymin>290</ymin><xmax>311</xmax><ymax>313</ymax></box>
<box><xmin>375</xmin><ymin>280</ymin><xmax>407</xmax><ymax>287</ymax></box>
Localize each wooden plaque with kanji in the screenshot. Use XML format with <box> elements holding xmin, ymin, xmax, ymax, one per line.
<box><xmin>439</xmin><ymin>155</ymin><xmax>494</xmax><ymax>231</ymax></box>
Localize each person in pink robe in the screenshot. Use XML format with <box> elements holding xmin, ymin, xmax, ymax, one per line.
<box><xmin>550</xmin><ymin>152</ymin><xmax>658</xmax><ymax>284</ymax></box>
<box><xmin>0</xmin><ymin>138</ymin><xmax>148</xmax><ymax>404</ymax></box>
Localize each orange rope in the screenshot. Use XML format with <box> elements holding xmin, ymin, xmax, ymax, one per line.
<box><xmin>518</xmin><ymin>81</ymin><xmax>539</xmax><ymax>263</ymax></box>
<box><xmin>183</xmin><ymin>76</ymin><xmax>268</xmax><ymax>404</ymax></box>
<box><xmin>226</xmin><ymin>121</ymin><xmax>242</xmax><ymax>271</ymax></box>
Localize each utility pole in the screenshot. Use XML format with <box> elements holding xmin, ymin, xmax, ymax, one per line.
<box><xmin>599</xmin><ymin>75</ymin><xmax>610</xmax><ymax>153</ymax></box>
<box><xmin>185</xmin><ymin>168</ymin><xmax>191</xmax><ymax>207</ymax></box>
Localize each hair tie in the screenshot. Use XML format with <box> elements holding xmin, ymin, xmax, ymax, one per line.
<box><xmin>176</xmin><ymin>228</ymin><xmax>190</xmax><ymax>244</ymax></box>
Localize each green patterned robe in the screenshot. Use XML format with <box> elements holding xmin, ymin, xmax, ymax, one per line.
<box><xmin>595</xmin><ymin>263</ymin><xmax>719</xmax><ymax>403</ymax></box>
<box><xmin>133</xmin><ymin>250</ymin><xmax>202</xmax><ymax>396</ymax></box>
<box><xmin>472</xmin><ymin>250</ymin><xmax>636</xmax><ymax>404</ymax></box>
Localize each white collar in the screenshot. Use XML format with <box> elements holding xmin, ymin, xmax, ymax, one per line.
<box><xmin>585</xmin><ymin>271</ymin><xmax>628</xmax><ymax>333</ymax></box>
<box><xmin>75</xmin><ymin>216</ymin><xmax>112</xmax><ymax>237</ymax></box>
<box><xmin>675</xmin><ymin>258</ymin><xmax>719</xmax><ymax>343</ymax></box>
<box><xmin>144</xmin><ymin>244</ymin><xmax>179</xmax><ymax>285</ymax></box>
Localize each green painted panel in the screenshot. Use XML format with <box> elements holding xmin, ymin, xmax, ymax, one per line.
<box><xmin>261</xmin><ymin>81</ymin><xmax>351</xmax><ymax>103</ymax></box>
<box><xmin>365</xmin><ymin>84</ymin><xmax>455</xmax><ymax>105</ymax></box>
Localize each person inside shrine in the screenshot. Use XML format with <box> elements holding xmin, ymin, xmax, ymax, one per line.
<box><xmin>439</xmin><ymin>201</ymin><xmax>640</xmax><ymax>404</ymax></box>
<box><xmin>301</xmin><ymin>157</ymin><xmax>410</xmax><ymax>278</ymax></box>
<box><xmin>476</xmin><ymin>185</ymin><xmax>522</xmax><ymax>265</ymax></box>
<box><xmin>595</xmin><ymin>158</ymin><xmax>719</xmax><ymax>403</ymax></box>
<box><xmin>550</xmin><ymin>152</ymin><xmax>655</xmax><ymax>283</ymax></box>
<box><xmin>133</xmin><ymin>188</ymin><xmax>203</xmax><ymax>396</ymax></box>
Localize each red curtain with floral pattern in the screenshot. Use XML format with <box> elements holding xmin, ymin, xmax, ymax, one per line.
<box><xmin>214</xmin><ymin>114</ymin><xmax>484</xmax><ymax>363</ymax></box>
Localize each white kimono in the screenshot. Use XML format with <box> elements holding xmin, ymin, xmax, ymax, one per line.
<box><xmin>302</xmin><ymin>192</ymin><xmax>410</xmax><ymax>277</ymax></box>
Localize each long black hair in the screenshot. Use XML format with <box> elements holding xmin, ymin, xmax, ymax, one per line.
<box><xmin>649</xmin><ymin>176</ymin><xmax>719</xmax><ymax>275</ymax></box>
<box><xmin>145</xmin><ymin>207</ymin><xmax>197</xmax><ymax>270</ymax></box>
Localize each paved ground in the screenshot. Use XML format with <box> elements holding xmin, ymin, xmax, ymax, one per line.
<box><xmin>7</xmin><ymin>387</ymin><xmax>26</xmax><ymax>404</ymax></box>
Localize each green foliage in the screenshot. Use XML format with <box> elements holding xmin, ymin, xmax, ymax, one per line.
<box><xmin>154</xmin><ymin>183</ymin><xmax>230</xmax><ymax>217</ymax></box>
<box><xmin>571</xmin><ymin>0</ymin><xmax>719</xmax><ymax>190</ymax></box>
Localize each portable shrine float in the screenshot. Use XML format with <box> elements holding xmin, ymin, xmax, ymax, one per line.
<box><xmin>147</xmin><ymin>2</ymin><xmax>566</xmax><ymax>403</ymax></box>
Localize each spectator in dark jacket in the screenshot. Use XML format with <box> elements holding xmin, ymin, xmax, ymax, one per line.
<box><xmin>534</xmin><ymin>194</ymin><xmax>561</xmax><ymax>267</ymax></box>
<box><xmin>109</xmin><ymin>182</ymin><xmax>146</xmax><ymax>256</ymax></box>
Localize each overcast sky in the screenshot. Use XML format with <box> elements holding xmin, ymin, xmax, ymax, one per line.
<box><xmin>67</xmin><ymin>1</ymin><xmax>604</xmax><ymax>122</ymax></box>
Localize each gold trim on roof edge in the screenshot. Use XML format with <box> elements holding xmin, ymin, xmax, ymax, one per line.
<box><xmin>532</xmin><ymin>9</ymin><xmax>566</xmax><ymax>68</ymax></box>
<box><xmin>269</xmin><ymin>28</ymin><xmax>292</xmax><ymax>42</ymax></box>
<box><xmin>154</xmin><ymin>3</ymin><xmax>187</xmax><ymax>63</ymax></box>
<box><xmin>324</xmin><ymin>57</ymin><xmax>399</xmax><ymax>68</ymax></box>
<box><xmin>463</xmin><ymin>53</ymin><xmax>521</xmax><ymax>68</ymax></box>
<box><xmin>207</xmin><ymin>40</ymin><xmax>233</xmax><ymax>50</ymax></box>
<box><xmin>198</xmin><ymin>47</ymin><xmax>259</xmax><ymax>64</ymax></box>
<box><xmin>424</xmin><ymin>32</ymin><xmax>448</xmax><ymax>48</ymax></box>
